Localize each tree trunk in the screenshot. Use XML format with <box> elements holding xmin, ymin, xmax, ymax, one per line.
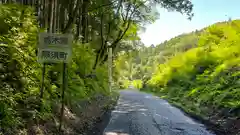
<box><xmin>38</xmin><ymin>0</ymin><xmax>44</xmax><ymax>28</ymax></box>
<box><xmin>56</xmin><ymin>0</ymin><xmax>60</xmax><ymax>32</ymax></box>
<box><xmin>59</xmin><ymin>1</ymin><xmax>65</xmax><ymax>31</ymax></box>
<box><xmin>89</xmin><ymin>16</ymin><xmax>94</xmax><ymax>42</ymax></box>
<box><xmin>53</xmin><ymin>0</ymin><xmax>57</xmax><ymax>32</ymax></box>
<box><xmin>81</xmin><ymin>0</ymin><xmax>88</xmax><ymax>43</ymax></box>
<box><xmin>44</xmin><ymin>0</ymin><xmax>49</xmax><ymax>30</ymax></box>
<box><xmin>75</xmin><ymin>0</ymin><xmax>82</xmax><ymax>40</ymax></box>
<box><xmin>49</xmin><ymin>0</ymin><xmax>54</xmax><ymax>33</ymax></box>
<box><xmin>85</xmin><ymin>13</ymin><xmax>89</xmax><ymax>43</ymax></box>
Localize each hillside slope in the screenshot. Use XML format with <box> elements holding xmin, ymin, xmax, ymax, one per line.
<box><xmin>114</xmin><ymin>26</ymin><xmax>201</xmax><ymax>88</ymax></box>
<box><xmin>114</xmin><ymin>20</ymin><xmax>240</xmax><ymax>134</ymax></box>
<box><xmin>145</xmin><ymin>20</ymin><xmax>240</xmax><ymax>134</ymax></box>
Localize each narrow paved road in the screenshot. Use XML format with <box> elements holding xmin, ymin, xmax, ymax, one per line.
<box><xmin>103</xmin><ymin>90</ymin><xmax>215</xmax><ymax>135</ymax></box>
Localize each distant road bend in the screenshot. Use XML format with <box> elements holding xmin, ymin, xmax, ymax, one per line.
<box><xmin>103</xmin><ymin>90</ymin><xmax>215</xmax><ymax>135</ymax></box>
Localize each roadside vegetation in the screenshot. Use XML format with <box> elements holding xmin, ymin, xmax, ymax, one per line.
<box><xmin>115</xmin><ymin>20</ymin><xmax>240</xmax><ymax>134</ymax></box>
<box><xmin>0</xmin><ymin>0</ymin><xmax>193</xmax><ymax>134</ymax></box>
<box><xmin>0</xmin><ymin>4</ymin><xmax>114</xmax><ymax>134</ymax></box>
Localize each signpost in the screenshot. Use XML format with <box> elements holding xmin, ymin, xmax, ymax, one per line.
<box><xmin>38</xmin><ymin>33</ymin><xmax>73</xmax><ymax>63</ymax></box>
<box><xmin>38</xmin><ymin>32</ymin><xmax>73</xmax><ymax>133</ymax></box>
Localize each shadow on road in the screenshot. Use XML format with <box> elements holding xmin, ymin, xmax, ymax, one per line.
<box><xmin>103</xmin><ymin>90</ymin><xmax>215</xmax><ymax>135</ymax></box>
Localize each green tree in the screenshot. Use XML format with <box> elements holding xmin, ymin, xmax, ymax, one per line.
<box><xmin>0</xmin><ymin>0</ymin><xmax>194</xmax><ymax>134</ymax></box>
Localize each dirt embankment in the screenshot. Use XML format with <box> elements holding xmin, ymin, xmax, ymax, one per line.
<box><xmin>11</xmin><ymin>94</ymin><xmax>119</xmax><ymax>135</ymax></box>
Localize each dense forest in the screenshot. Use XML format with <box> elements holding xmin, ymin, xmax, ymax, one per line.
<box><xmin>0</xmin><ymin>0</ymin><xmax>194</xmax><ymax>134</ymax></box>
<box><xmin>115</xmin><ymin>20</ymin><xmax>240</xmax><ymax>134</ymax></box>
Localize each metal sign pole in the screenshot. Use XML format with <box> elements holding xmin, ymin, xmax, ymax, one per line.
<box><xmin>59</xmin><ymin>62</ymin><xmax>67</xmax><ymax>132</ymax></box>
<box><xmin>40</xmin><ymin>63</ymin><xmax>46</xmax><ymax>99</ymax></box>
<box><xmin>39</xmin><ymin>47</ymin><xmax>47</xmax><ymax>112</ymax></box>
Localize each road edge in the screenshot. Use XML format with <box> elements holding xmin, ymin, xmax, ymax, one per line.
<box><xmin>86</xmin><ymin>93</ymin><xmax>119</xmax><ymax>135</ymax></box>
<box><xmin>164</xmin><ymin>100</ymin><xmax>228</xmax><ymax>135</ymax></box>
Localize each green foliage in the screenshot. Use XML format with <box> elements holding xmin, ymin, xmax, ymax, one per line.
<box><xmin>122</xmin><ymin>80</ymin><xmax>131</xmax><ymax>89</ymax></box>
<box><xmin>0</xmin><ymin>5</ymin><xmax>40</xmax><ymax>130</ymax></box>
<box><xmin>0</xmin><ymin>0</ymin><xmax>195</xmax><ymax>133</ymax></box>
<box><xmin>114</xmin><ymin>29</ymin><xmax>200</xmax><ymax>88</ymax></box>
<box><xmin>132</xmin><ymin>80</ymin><xmax>143</xmax><ymax>89</ymax></box>
<box><xmin>147</xmin><ymin>20</ymin><xmax>240</xmax><ymax>120</ymax></box>
<box><xmin>115</xmin><ymin>19</ymin><xmax>240</xmax><ymax>133</ymax></box>
<box><xmin>0</xmin><ymin>4</ymin><xmax>109</xmax><ymax>133</ymax></box>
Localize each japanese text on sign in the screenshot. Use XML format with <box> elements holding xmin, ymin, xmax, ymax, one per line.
<box><xmin>39</xmin><ymin>33</ymin><xmax>73</xmax><ymax>48</ymax></box>
<box><xmin>41</xmin><ymin>51</ymin><xmax>68</xmax><ymax>60</ymax></box>
<box><xmin>38</xmin><ymin>33</ymin><xmax>73</xmax><ymax>63</ymax></box>
<box><xmin>43</xmin><ymin>36</ymin><xmax>68</xmax><ymax>45</ymax></box>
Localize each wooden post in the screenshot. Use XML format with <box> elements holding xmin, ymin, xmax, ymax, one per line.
<box><xmin>108</xmin><ymin>45</ymin><xmax>112</xmax><ymax>92</ymax></box>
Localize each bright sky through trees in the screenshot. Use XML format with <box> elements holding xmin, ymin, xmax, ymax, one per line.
<box><xmin>140</xmin><ymin>0</ymin><xmax>240</xmax><ymax>46</ymax></box>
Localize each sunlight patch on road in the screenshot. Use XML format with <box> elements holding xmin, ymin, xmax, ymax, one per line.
<box><xmin>155</xmin><ymin>113</ymin><xmax>169</xmax><ymax>120</ymax></box>
<box><xmin>105</xmin><ymin>132</ymin><xmax>129</xmax><ymax>135</ymax></box>
<box><xmin>114</xmin><ymin>99</ymin><xmax>148</xmax><ymax>113</ymax></box>
<box><xmin>144</xmin><ymin>95</ymin><xmax>151</xmax><ymax>98</ymax></box>
<box><xmin>138</xmin><ymin>108</ymin><xmax>148</xmax><ymax>111</ymax></box>
<box><xmin>141</xmin><ymin>112</ymin><xmax>147</xmax><ymax>116</ymax></box>
<box><xmin>112</xmin><ymin>110</ymin><xmax>129</xmax><ymax>113</ymax></box>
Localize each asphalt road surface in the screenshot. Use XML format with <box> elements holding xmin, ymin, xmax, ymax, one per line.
<box><xmin>103</xmin><ymin>90</ymin><xmax>215</xmax><ymax>135</ymax></box>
